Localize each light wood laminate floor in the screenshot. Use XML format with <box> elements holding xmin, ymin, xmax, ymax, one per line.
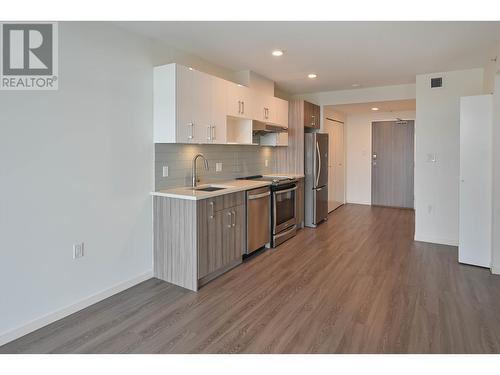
<box><xmin>3</xmin><ymin>204</ymin><xmax>500</xmax><ymax>354</ymax></box>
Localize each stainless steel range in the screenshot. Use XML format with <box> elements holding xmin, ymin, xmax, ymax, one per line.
<box><xmin>237</xmin><ymin>175</ymin><xmax>297</xmax><ymax>247</ymax></box>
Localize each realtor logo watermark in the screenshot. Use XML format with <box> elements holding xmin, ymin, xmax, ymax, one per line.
<box><xmin>0</xmin><ymin>22</ymin><xmax>58</xmax><ymax>90</ymax></box>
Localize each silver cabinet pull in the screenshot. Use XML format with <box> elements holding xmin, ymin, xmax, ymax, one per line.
<box><xmin>188</xmin><ymin>122</ymin><xmax>194</xmax><ymax>139</ymax></box>
<box><xmin>209</xmin><ymin>201</ymin><xmax>214</xmax><ymax>219</ymax></box>
<box><xmin>232</xmin><ymin>210</ymin><xmax>236</xmax><ymax>227</ymax></box>
<box><xmin>238</xmin><ymin>101</ymin><xmax>242</xmax><ymax>114</ymax></box>
<box><xmin>211</xmin><ymin>126</ymin><xmax>216</xmax><ymax>140</ymax></box>
<box><xmin>227</xmin><ymin>211</ymin><xmax>232</xmax><ymax>228</ymax></box>
<box><xmin>242</xmin><ymin>101</ymin><xmax>245</xmax><ymax>114</ymax></box>
<box><xmin>207</xmin><ymin>125</ymin><xmax>211</xmax><ymax>140</ymax></box>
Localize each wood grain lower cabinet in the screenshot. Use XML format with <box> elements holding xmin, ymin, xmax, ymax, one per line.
<box><xmin>198</xmin><ymin>202</ymin><xmax>244</xmax><ymax>284</ymax></box>
<box><xmin>304</xmin><ymin>100</ymin><xmax>320</xmax><ymax>129</ymax></box>
<box><xmin>154</xmin><ymin>192</ymin><xmax>245</xmax><ymax>291</ymax></box>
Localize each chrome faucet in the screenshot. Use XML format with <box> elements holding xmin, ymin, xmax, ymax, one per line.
<box><xmin>192</xmin><ymin>153</ymin><xmax>209</xmax><ymax>188</ymax></box>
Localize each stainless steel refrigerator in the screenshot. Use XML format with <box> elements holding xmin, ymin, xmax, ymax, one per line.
<box><xmin>304</xmin><ymin>133</ymin><xmax>328</xmax><ymax>227</ymax></box>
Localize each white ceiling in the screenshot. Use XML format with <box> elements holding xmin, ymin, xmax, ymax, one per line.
<box><xmin>328</xmin><ymin>99</ymin><xmax>416</xmax><ymax>115</ymax></box>
<box><xmin>117</xmin><ymin>21</ymin><xmax>500</xmax><ymax>94</ymax></box>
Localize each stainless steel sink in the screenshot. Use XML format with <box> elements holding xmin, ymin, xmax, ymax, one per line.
<box><xmin>195</xmin><ymin>186</ymin><xmax>227</xmax><ymax>192</ymax></box>
<box><xmin>191</xmin><ymin>184</ymin><xmax>232</xmax><ymax>192</ymax></box>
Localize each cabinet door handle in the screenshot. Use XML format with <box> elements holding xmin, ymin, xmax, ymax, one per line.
<box><xmin>232</xmin><ymin>211</ymin><xmax>236</xmax><ymax>227</ymax></box>
<box><xmin>211</xmin><ymin>126</ymin><xmax>216</xmax><ymax>140</ymax></box>
<box><xmin>209</xmin><ymin>201</ymin><xmax>214</xmax><ymax>219</ymax></box>
<box><xmin>242</xmin><ymin>101</ymin><xmax>245</xmax><ymax>114</ymax></box>
<box><xmin>227</xmin><ymin>211</ymin><xmax>232</xmax><ymax>228</ymax></box>
<box><xmin>187</xmin><ymin>122</ymin><xmax>194</xmax><ymax>139</ymax></box>
<box><xmin>238</xmin><ymin>101</ymin><xmax>242</xmax><ymax>114</ymax></box>
<box><xmin>207</xmin><ymin>125</ymin><xmax>211</xmax><ymax>140</ymax></box>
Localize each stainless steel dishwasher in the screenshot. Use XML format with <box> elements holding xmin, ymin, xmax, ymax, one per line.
<box><xmin>246</xmin><ymin>186</ymin><xmax>271</xmax><ymax>254</ymax></box>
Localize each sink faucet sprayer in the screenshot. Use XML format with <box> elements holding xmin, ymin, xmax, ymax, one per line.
<box><xmin>192</xmin><ymin>153</ymin><xmax>209</xmax><ymax>188</ymax></box>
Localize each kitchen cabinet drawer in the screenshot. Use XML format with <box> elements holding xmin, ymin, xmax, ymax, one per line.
<box><xmin>204</xmin><ymin>191</ymin><xmax>244</xmax><ymax>213</ymax></box>
<box><xmin>223</xmin><ymin>191</ymin><xmax>244</xmax><ymax>209</ymax></box>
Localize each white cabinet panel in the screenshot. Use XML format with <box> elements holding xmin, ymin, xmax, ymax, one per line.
<box><xmin>227</xmin><ymin>82</ymin><xmax>253</xmax><ymax>119</ymax></box>
<box><xmin>254</xmin><ymin>93</ymin><xmax>274</xmax><ymax>123</ymax></box>
<box><xmin>154</xmin><ymin>63</ymin><xmax>288</xmax><ymax>145</ymax></box>
<box><xmin>191</xmin><ymin>69</ymin><xmax>212</xmax><ymax>143</ymax></box>
<box><xmin>210</xmin><ymin>76</ymin><xmax>227</xmax><ymax>144</ymax></box>
<box><xmin>274</xmin><ymin>97</ymin><xmax>289</xmax><ymax>128</ymax></box>
<box><xmin>459</xmin><ymin>95</ymin><xmax>493</xmax><ymax>268</ymax></box>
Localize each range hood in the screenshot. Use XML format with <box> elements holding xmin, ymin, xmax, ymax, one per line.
<box><xmin>252</xmin><ymin>120</ymin><xmax>287</xmax><ymax>135</ymax></box>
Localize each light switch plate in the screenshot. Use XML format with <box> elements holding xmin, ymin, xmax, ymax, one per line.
<box><xmin>73</xmin><ymin>243</ymin><xmax>84</xmax><ymax>259</ymax></box>
<box><xmin>162</xmin><ymin>166</ymin><xmax>169</xmax><ymax>177</ymax></box>
<box><xmin>216</xmin><ymin>162</ymin><xmax>222</xmax><ymax>172</ymax></box>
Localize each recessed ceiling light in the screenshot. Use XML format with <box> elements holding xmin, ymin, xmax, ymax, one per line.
<box><xmin>371</xmin><ymin>107</ymin><xmax>379</xmax><ymax>111</ymax></box>
<box><xmin>188</xmin><ymin>67</ymin><xmax>193</xmax><ymax>71</ymax></box>
<box><xmin>272</xmin><ymin>50</ymin><xmax>284</xmax><ymax>57</ymax></box>
<box><xmin>308</xmin><ymin>73</ymin><xmax>317</xmax><ymax>79</ymax></box>
<box><xmin>352</xmin><ymin>83</ymin><xmax>361</xmax><ymax>87</ymax></box>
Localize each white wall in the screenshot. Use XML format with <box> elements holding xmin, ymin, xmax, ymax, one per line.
<box><xmin>298</xmin><ymin>83</ymin><xmax>416</xmax><ymax>106</ymax></box>
<box><xmin>0</xmin><ymin>22</ymin><xmax>239</xmax><ymax>345</ymax></box>
<box><xmin>345</xmin><ymin>111</ymin><xmax>416</xmax><ymax>205</ymax></box>
<box><xmin>414</xmin><ymin>68</ymin><xmax>484</xmax><ymax>246</ymax></box>
<box><xmin>483</xmin><ymin>41</ymin><xmax>500</xmax><ymax>94</ymax></box>
<box><xmin>492</xmin><ymin>74</ymin><xmax>500</xmax><ymax>274</ymax></box>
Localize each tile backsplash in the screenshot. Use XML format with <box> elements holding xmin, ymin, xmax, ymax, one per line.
<box><xmin>155</xmin><ymin>144</ymin><xmax>276</xmax><ymax>190</ymax></box>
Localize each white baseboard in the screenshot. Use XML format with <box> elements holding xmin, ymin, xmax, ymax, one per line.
<box><xmin>414</xmin><ymin>234</ymin><xmax>458</xmax><ymax>247</ymax></box>
<box><xmin>491</xmin><ymin>265</ymin><xmax>500</xmax><ymax>275</ymax></box>
<box><xmin>0</xmin><ymin>270</ymin><xmax>153</xmax><ymax>347</ymax></box>
<box><xmin>346</xmin><ymin>200</ymin><xmax>371</xmax><ymax>206</ymax></box>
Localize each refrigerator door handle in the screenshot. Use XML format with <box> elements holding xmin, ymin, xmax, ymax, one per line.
<box><xmin>315</xmin><ymin>141</ymin><xmax>321</xmax><ymax>187</ymax></box>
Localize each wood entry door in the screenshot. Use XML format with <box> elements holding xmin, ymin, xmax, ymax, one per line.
<box><xmin>371</xmin><ymin>120</ymin><xmax>414</xmax><ymax>208</ymax></box>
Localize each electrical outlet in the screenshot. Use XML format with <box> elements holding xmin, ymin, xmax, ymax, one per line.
<box><xmin>216</xmin><ymin>162</ymin><xmax>222</xmax><ymax>172</ymax></box>
<box><xmin>426</xmin><ymin>153</ymin><xmax>437</xmax><ymax>163</ymax></box>
<box><xmin>162</xmin><ymin>166</ymin><xmax>169</xmax><ymax>177</ymax></box>
<box><xmin>265</xmin><ymin>159</ymin><xmax>269</xmax><ymax>167</ymax></box>
<box><xmin>73</xmin><ymin>243</ymin><xmax>84</xmax><ymax>259</ymax></box>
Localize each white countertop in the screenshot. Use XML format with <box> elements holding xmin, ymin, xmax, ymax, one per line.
<box><xmin>151</xmin><ymin>179</ymin><xmax>272</xmax><ymax>200</ymax></box>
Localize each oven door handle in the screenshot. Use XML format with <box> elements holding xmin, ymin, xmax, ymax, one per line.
<box><xmin>274</xmin><ymin>186</ymin><xmax>297</xmax><ymax>195</ymax></box>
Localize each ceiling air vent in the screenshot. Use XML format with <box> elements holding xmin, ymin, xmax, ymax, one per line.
<box><xmin>430</xmin><ymin>77</ymin><xmax>443</xmax><ymax>88</ymax></box>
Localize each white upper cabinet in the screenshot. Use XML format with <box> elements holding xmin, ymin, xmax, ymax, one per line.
<box><xmin>254</xmin><ymin>93</ymin><xmax>275</xmax><ymax>123</ymax></box>
<box><xmin>254</xmin><ymin>94</ymin><xmax>288</xmax><ymax>128</ymax></box>
<box><xmin>154</xmin><ymin>63</ymin><xmax>288</xmax><ymax>144</ymax></box>
<box><xmin>209</xmin><ymin>76</ymin><xmax>227</xmax><ymax>144</ymax></box>
<box><xmin>273</xmin><ymin>97</ymin><xmax>289</xmax><ymax>128</ymax></box>
<box><xmin>154</xmin><ymin>64</ymin><xmax>210</xmax><ymax>143</ymax></box>
<box><xmin>227</xmin><ymin>82</ymin><xmax>253</xmax><ymax>119</ymax></box>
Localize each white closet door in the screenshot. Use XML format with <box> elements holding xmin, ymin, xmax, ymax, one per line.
<box><xmin>459</xmin><ymin>95</ymin><xmax>493</xmax><ymax>268</ymax></box>
<box><xmin>333</xmin><ymin>123</ymin><xmax>345</xmax><ymax>209</ymax></box>
<box><xmin>326</xmin><ymin>119</ymin><xmax>345</xmax><ymax>212</ymax></box>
